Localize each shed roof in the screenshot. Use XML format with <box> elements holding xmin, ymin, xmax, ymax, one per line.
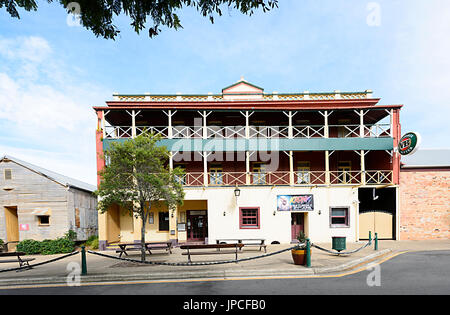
<box><xmin>0</xmin><ymin>155</ymin><xmax>97</xmax><ymax>193</ymax></box>
<box><xmin>400</xmin><ymin>149</ymin><xmax>450</xmax><ymax>168</ymax></box>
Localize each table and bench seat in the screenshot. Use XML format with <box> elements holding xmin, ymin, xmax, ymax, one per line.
<box><xmin>180</xmin><ymin>243</ymin><xmax>244</xmax><ymax>263</ymax></box>
<box><xmin>114</xmin><ymin>241</ymin><xmax>173</xmax><ymax>258</ymax></box>
<box><xmin>215</xmin><ymin>239</ymin><xmax>267</xmax><ymax>253</ymax></box>
<box><xmin>0</xmin><ymin>252</ymin><xmax>35</xmax><ymax>268</ymax></box>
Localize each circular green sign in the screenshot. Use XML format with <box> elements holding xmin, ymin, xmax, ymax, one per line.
<box><xmin>398</xmin><ymin>132</ymin><xmax>421</xmax><ymax>155</ymax></box>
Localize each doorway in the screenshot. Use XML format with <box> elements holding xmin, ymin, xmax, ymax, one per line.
<box><xmin>187</xmin><ymin>210</ymin><xmax>208</xmax><ymax>242</ymax></box>
<box><xmin>4</xmin><ymin>206</ymin><xmax>19</xmax><ymax>251</ymax></box>
<box><xmin>358</xmin><ymin>187</ymin><xmax>396</xmax><ymax>240</ymax></box>
<box><xmin>291</xmin><ymin>213</ymin><xmax>304</xmax><ymax>241</ymax></box>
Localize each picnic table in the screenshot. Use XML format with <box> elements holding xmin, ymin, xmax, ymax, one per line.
<box><xmin>0</xmin><ymin>251</ymin><xmax>35</xmax><ymax>268</ymax></box>
<box><xmin>115</xmin><ymin>241</ymin><xmax>173</xmax><ymax>258</ymax></box>
<box><xmin>180</xmin><ymin>243</ymin><xmax>244</xmax><ymax>263</ymax></box>
<box><xmin>216</xmin><ymin>238</ymin><xmax>267</xmax><ymax>252</ymax></box>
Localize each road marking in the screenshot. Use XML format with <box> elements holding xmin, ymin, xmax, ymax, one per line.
<box><xmin>0</xmin><ymin>251</ymin><xmax>409</xmax><ymax>290</ymax></box>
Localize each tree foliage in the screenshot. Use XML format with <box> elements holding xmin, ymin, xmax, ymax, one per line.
<box><xmin>96</xmin><ymin>132</ymin><xmax>185</xmax><ymax>261</ymax></box>
<box><xmin>1</xmin><ymin>0</ymin><xmax>279</xmax><ymax>39</ymax></box>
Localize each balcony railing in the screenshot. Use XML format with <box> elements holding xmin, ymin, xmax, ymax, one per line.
<box><xmin>175</xmin><ymin>170</ymin><xmax>393</xmax><ymax>187</ymax></box>
<box><xmin>104</xmin><ymin>124</ymin><xmax>392</xmax><ymax>139</ymax></box>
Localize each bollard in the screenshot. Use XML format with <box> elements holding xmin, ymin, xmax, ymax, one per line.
<box><xmin>305</xmin><ymin>239</ymin><xmax>311</xmax><ymax>268</ymax></box>
<box><xmin>368</xmin><ymin>231</ymin><xmax>372</xmax><ymax>244</ymax></box>
<box><xmin>81</xmin><ymin>246</ymin><xmax>87</xmax><ymax>275</ymax></box>
<box><xmin>374</xmin><ymin>233</ymin><xmax>378</xmax><ymax>251</ymax></box>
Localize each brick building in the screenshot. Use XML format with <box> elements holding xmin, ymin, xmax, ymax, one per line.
<box><xmin>399</xmin><ymin>149</ymin><xmax>450</xmax><ymax>240</ymax></box>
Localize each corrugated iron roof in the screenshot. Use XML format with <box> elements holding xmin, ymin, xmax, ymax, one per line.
<box><xmin>401</xmin><ymin>149</ymin><xmax>450</xmax><ymax>168</ymax></box>
<box><xmin>0</xmin><ymin>155</ymin><xmax>97</xmax><ymax>192</ymax></box>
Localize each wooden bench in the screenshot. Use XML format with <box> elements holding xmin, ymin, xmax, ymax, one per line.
<box><xmin>216</xmin><ymin>239</ymin><xmax>267</xmax><ymax>253</ymax></box>
<box><xmin>180</xmin><ymin>243</ymin><xmax>244</xmax><ymax>263</ymax></box>
<box><xmin>115</xmin><ymin>241</ymin><xmax>173</xmax><ymax>258</ymax></box>
<box><xmin>0</xmin><ymin>241</ymin><xmax>19</xmax><ymax>253</ymax></box>
<box><xmin>0</xmin><ymin>252</ymin><xmax>35</xmax><ymax>268</ymax></box>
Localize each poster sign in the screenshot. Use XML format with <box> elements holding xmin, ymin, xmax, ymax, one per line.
<box><xmin>277</xmin><ymin>195</ymin><xmax>314</xmax><ymax>212</ymax></box>
<box><xmin>398</xmin><ymin>132</ymin><xmax>421</xmax><ymax>156</ymax></box>
<box><xmin>19</xmin><ymin>224</ymin><xmax>29</xmax><ymax>231</ymax></box>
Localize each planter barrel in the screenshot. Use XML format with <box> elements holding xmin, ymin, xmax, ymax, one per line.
<box><xmin>291</xmin><ymin>248</ymin><xmax>311</xmax><ymax>266</ymax></box>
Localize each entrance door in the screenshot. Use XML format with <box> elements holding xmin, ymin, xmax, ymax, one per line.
<box><xmin>291</xmin><ymin>213</ymin><xmax>304</xmax><ymax>241</ymax></box>
<box><xmin>187</xmin><ymin>211</ymin><xmax>207</xmax><ymax>242</ymax></box>
<box><xmin>5</xmin><ymin>206</ymin><xmax>19</xmax><ymax>251</ymax></box>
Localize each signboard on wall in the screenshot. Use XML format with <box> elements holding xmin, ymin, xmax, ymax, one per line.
<box><xmin>398</xmin><ymin>132</ymin><xmax>421</xmax><ymax>156</ymax></box>
<box><xmin>277</xmin><ymin>195</ymin><xmax>314</xmax><ymax>212</ymax></box>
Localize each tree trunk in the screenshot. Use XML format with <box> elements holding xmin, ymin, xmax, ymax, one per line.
<box><xmin>140</xmin><ymin>222</ymin><xmax>146</xmax><ymax>262</ymax></box>
<box><xmin>140</xmin><ymin>204</ymin><xmax>147</xmax><ymax>262</ymax></box>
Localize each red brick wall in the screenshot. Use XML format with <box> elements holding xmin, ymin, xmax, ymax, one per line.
<box><xmin>400</xmin><ymin>169</ymin><xmax>450</xmax><ymax>240</ymax></box>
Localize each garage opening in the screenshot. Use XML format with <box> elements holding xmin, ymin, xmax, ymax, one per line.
<box><xmin>358</xmin><ymin>187</ymin><xmax>396</xmax><ymax>240</ymax></box>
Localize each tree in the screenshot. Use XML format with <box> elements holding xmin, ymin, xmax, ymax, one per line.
<box><xmin>1</xmin><ymin>0</ymin><xmax>279</xmax><ymax>39</ymax></box>
<box><xmin>96</xmin><ymin>132</ymin><xmax>185</xmax><ymax>262</ymax></box>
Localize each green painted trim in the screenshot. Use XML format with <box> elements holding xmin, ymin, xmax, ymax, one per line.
<box><xmin>103</xmin><ymin>137</ymin><xmax>394</xmax><ymax>152</ymax></box>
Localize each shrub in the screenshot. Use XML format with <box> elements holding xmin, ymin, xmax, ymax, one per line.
<box><xmin>64</xmin><ymin>230</ymin><xmax>77</xmax><ymax>242</ymax></box>
<box><xmin>84</xmin><ymin>235</ymin><xmax>99</xmax><ymax>250</ymax></box>
<box><xmin>16</xmin><ymin>231</ymin><xmax>76</xmax><ymax>255</ymax></box>
<box><xmin>40</xmin><ymin>238</ymin><xmax>75</xmax><ymax>255</ymax></box>
<box><xmin>16</xmin><ymin>239</ymin><xmax>42</xmax><ymax>255</ymax></box>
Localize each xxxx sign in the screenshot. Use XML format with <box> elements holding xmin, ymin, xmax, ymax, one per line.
<box><xmin>398</xmin><ymin>132</ymin><xmax>421</xmax><ymax>155</ymax></box>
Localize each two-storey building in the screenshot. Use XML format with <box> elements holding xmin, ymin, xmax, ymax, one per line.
<box><xmin>94</xmin><ymin>79</ymin><xmax>402</xmax><ymax>250</ymax></box>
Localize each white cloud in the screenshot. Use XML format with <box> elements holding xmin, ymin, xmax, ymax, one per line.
<box><xmin>0</xmin><ymin>35</ymin><xmax>109</xmax><ymax>186</ymax></box>
<box><xmin>386</xmin><ymin>1</ymin><xmax>450</xmax><ymax>148</ymax></box>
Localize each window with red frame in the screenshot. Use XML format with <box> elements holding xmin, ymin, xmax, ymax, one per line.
<box><xmin>240</xmin><ymin>207</ymin><xmax>260</xmax><ymax>229</ymax></box>
<box><xmin>330</xmin><ymin>207</ymin><xmax>350</xmax><ymax>227</ymax></box>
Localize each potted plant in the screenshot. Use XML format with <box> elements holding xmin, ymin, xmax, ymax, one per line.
<box><xmin>291</xmin><ymin>231</ymin><xmax>311</xmax><ymax>266</ymax></box>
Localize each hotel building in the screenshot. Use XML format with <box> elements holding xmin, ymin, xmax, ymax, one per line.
<box><xmin>94</xmin><ymin>79</ymin><xmax>402</xmax><ymax>249</ymax></box>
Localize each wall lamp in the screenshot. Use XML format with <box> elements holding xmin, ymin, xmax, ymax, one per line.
<box><xmin>234</xmin><ymin>185</ymin><xmax>241</xmax><ymax>198</ymax></box>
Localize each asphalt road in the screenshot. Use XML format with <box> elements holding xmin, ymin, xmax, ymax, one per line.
<box><xmin>1</xmin><ymin>250</ymin><xmax>449</xmax><ymax>297</ymax></box>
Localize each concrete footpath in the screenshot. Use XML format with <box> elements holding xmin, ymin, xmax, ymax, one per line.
<box><xmin>0</xmin><ymin>240</ymin><xmax>448</xmax><ymax>287</ymax></box>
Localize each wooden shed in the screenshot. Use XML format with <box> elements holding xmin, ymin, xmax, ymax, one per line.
<box><xmin>0</xmin><ymin>155</ymin><xmax>98</xmax><ymax>248</ymax></box>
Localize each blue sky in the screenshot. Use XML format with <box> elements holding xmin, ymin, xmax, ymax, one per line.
<box><xmin>1</xmin><ymin>0</ymin><xmax>449</xmax><ymax>185</ymax></box>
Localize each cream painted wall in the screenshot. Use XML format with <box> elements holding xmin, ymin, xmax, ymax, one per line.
<box><xmin>183</xmin><ymin>186</ymin><xmax>359</xmax><ymax>244</ymax></box>
<box><xmin>99</xmin><ymin>186</ymin><xmax>360</xmax><ymax>245</ymax></box>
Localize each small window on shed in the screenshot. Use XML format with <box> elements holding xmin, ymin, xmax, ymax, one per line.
<box><xmin>38</xmin><ymin>215</ymin><xmax>50</xmax><ymax>226</ymax></box>
<box><xmin>4</xmin><ymin>169</ymin><xmax>12</xmax><ymax>180</ymax></box>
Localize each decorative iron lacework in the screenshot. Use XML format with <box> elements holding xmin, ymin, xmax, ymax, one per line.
<box><xmin>116</xmin><ymin>92</ymin><xmax>371</xmax><ymax>102</ymax></box>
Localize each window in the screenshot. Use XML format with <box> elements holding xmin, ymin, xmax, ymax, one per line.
<box><xmin>252</xmin><ymin>163</ymin><xmax>267</xmax><ymax>185</ymax></box>
<box><xmin>38</xmin><ymin>215</ymin><xmax>50</xmax><ymax>226</ymax></box>
<box><xmin>209</xmin><ymin>165</ymin><xmax>223</xmax><ymax>185</ymax></box>
<box><xmin>330</xmin><ymin>207</ymin><xmax>349</xmax><ymax>227</ymax></box>
<box><xmin>337</xmin><ymin>119</ymin><xmax>351</xmax><ymax>138</ymax></box>
<box><xmin>337</xmin><ymin>161</ymin><xmax>352</xmax><ymax>183</ymax></box>
<box><xmin>4</xmin><ymin>169</ymin><xmax>12</xmax><ymax>180</ymax></box>
<box><xmin>239</xmin><ymin>207</ymin><xmax>260</xmax><ymax>229</ymax></box>
<box><xmin>297</xmin><ymin>162</ymin><xmax>310</xmax><ymax>184</ymax></box>
<box><xmin>158</xmin><ymin>212</ymin><xmax>169</xmax><ymax>231</ymax></box>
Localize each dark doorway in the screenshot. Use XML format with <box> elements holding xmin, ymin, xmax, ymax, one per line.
<box><xmin>187</xmin><ymin>210</ymin><xmax>208</xmax><ymax>242</ymax></box>
<box><xmin>291</xmin><ymin>213</ymin><xmax>304</xmax><ymax>241</ymax></box>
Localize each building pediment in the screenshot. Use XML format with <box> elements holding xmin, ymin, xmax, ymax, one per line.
<box><xmin>222</xmin><ymin>78</ymin><xmax>264</xmax><ymax>100</ymax></box>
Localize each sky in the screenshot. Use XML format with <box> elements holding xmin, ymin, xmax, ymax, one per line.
<box><xmin>0</xmin><ymin>0</ymin><xmax>449</xmax><ymax>186</ymax></box>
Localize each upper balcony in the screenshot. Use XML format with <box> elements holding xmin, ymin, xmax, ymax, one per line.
<box><xmin>101</xmin><ymin>106</ymin><xmax>394</xmax><ymax>140</ymax></box>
